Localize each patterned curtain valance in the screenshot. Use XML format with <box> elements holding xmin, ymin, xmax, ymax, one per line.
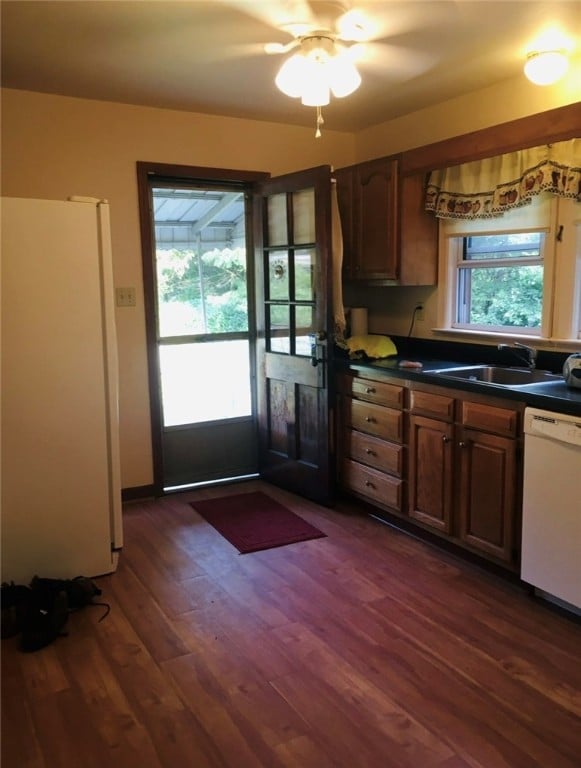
<box><xmin>425</xmin><ymin>138</ymin><xmax>581</xmax><ymax>220</ymax></box>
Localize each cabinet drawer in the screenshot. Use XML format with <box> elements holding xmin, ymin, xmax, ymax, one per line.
<box><xmin>410</xmin><ymin>389</ymin><xmax>454</xmax><ymax>421</ymax></box>
<box><xmin>461</xmin><ymin>401</ymin><xmax>518</xmax><ymax>437</ymax></box>
<box><xmin>347</xmin><ymin>399</ymin><xmax>403</xmax><ymax>442</ymax></box>
<box><xmin>345</xmin><ymin>430</ymin><xmax>403</xmax><ymax>477</ymax></box>
<box><xmin>349</xmin><ymin>377</ymin><xmax>404</xmax><ymax>408</ymax></box>
<box><xmin>342</xmin><ymin>459</ymin><xmax>402</xmax><ymax>510</ymax></box>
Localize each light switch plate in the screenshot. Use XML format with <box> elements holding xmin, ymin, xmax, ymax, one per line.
<box><xmin>116</xmin><ymin>286</ymin><xmax>136</xmax><ymax>307</ymax></box>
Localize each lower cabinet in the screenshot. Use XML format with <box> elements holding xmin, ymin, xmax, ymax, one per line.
<box><xmin>339</xmin><ymin>372</ymin><xmax>523</xmax><ymax>569</ymax></box>
<box><xmin>457</xmin><ymin>426</ymin><xmax>517</xmax><ymax>562</ymax></box>
<box><xmin>338</xmin><ymin>372</ymin><xmax>404</xmax><ymax>513</ymax></box>
<box><xmin>408</xmin><ymin>413</ymin><xmax>454</xmax><ymax>533</ymax></box>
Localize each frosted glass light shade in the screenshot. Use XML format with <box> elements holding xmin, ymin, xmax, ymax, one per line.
<box><xmin>301</xmin><ymin>78</ymin><xmax>330</xmax><ymax>106</ymax></box>
<box><xmin>329</xmin><ymin>55</ymin><xmax>361</xmax><ymax>97</ymax></box>
<box><xmin>274</xmin><ymin>37</ymin><xmax>361</xmax><ymax>106</ymax></box>
<box><xmin>524</xmin><ymin>51</ymin><xmax>568</xmax><ymax>86</ymax></box>
<box><xmin>275</xmin><ymin>54</ymin><xmax>309</xmax><ymax>97</ymax></box>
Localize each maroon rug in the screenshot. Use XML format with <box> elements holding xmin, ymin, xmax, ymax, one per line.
<box><xmin>190</xmin><ymin>491</ymin><xmax>326</xmax><ymax>554</ymax></box>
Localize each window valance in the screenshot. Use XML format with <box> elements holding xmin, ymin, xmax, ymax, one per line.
<box><xmin>425</xmin><ymin>138</ymin><xmax>580</xmax><ymax>220</ymax></box>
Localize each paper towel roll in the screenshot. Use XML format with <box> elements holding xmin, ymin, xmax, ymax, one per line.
<box><xmin>350</xmin><ymin>307</ymin><xmax>368</xmax><ymax>337</ymax></box>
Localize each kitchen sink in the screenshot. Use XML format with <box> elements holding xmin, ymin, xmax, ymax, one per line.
<box><xmin>428</xmin><ymin>365</ymin><xmax>563</xmax><ymax>388</ymax></box>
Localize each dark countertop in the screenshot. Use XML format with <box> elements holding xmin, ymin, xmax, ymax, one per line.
<box><xmin>338</xmin><ymin>356</ymin><xmax>581</xmax><ymax>418</ymax></box>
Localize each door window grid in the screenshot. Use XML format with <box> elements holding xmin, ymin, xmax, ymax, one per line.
<box><xmin>264</xmin><ymin>188</ymin><xmax>316</xmax><ymax>357</ymax></box>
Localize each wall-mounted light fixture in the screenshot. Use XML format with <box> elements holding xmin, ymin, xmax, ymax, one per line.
<box><xmin>524</xmin><ymin>50</ymin><xmax>569</xmax><ymax>86</ymax></box>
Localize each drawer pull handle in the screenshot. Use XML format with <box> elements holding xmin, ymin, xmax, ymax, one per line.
<box><xmin>459</xmin><ymin>441</ymin><xmax>467</xmax><ymax>448</ymax></box>
<box><xmin>365</xmin><ymin>481</ymin><xmax>376</xmax><ymax>489</ymax></box>
<box><xmin>365</xmin><ymin>416</ymin><xmax>376</xmax><ymax>423</ymax></box>
<box><xmin>442</xmin><ymin>436</ymin><xmax>451</xmax><ymax>443</ymax></box>
<box><xmin>365</xmin><ymin>387</ymin><xmax>376</xmax><ymax>394</ymax></box>
<box><xmin>365</xmin><ymin>448</ymin><xmax>376</xmax><ymax>455</ymax></box>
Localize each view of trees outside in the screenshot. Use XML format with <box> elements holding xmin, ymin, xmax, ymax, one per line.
<box><xmin>155</xmin><ymin>245</ymin><xmax>251</xmax><ymax>425</ymax></box>
<box><xmin>156</xmin><ymin>246</ymin><xmax>248</xmax><ymax>337</ymax></box>
<box><xmin>461</xmin><ymin>233</ymin><xmax>543</xmax><ymax>329</ymax></box>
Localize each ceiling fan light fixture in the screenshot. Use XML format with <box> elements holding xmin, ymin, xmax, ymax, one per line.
<box><xmin>328</xmin><ymin>53</ymin><xmax>361</xmax><ymax>98</ymax></box>
<box><xmin>301</xmin><ymin>75</ymin><xmax>331</xmax><ymax>107</ymax></box>
<box><xmin>524</xmin><ymin>50</ymin><xmax>568</xmax><ymax>86</ymax></box>
<box><xmin>275</xmin><ymin>53</ymin><xmax>308</xmax><ymax>97</ymax></box>
<box><xmin>274</xmin><ymin>33</ymin><xmax>362</xmax><ymax>134</ymax></box>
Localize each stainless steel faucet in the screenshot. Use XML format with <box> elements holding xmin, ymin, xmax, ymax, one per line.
<box><xmin>497</xmin><ymin>342</ymin><xmax>537</xmax><ymax>369</ymax></box>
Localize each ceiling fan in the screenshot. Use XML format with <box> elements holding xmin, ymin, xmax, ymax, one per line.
<box><xmin>262</xmin><ymin>1</ymin><xmax>374</xmax><ymax>53</ymax></box>
<box><xmin>216</xmin><ymin>0</ymin><xmax>436</xmax><ymax>135</ymax></box>
<box><xmin>260</xmin><ymin>2</ymin><xmax>380</xmax><ymax>134</ymax></box>
<box><xmin>225</xmin><ymin>0</ymin><xmax>432</xmax><ymax>135</ymax></box>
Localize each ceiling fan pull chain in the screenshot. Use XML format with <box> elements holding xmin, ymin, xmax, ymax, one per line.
<box><xmin>315</xmin><ymin>106</ymin><xmax>324</xmax><ymax>138</ymax></box>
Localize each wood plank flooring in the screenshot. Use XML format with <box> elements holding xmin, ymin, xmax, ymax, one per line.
<box><xmin>2</xmin><ymin>480</ymin><xmax>580</xmax><ymax>768</ymax></box>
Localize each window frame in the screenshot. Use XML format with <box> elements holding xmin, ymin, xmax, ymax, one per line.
<box><xmin>452</xmin><ymin>230</ymin><xmax>546</xmax><ymax>335</ymax></box>
<box><xmin>436</xmin><ymin>196</ymin><xmax>581</xmax><ymax>346</ymax></box>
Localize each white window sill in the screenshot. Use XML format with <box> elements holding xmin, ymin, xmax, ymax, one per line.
<box><xmin>431</xmin><ymin>327</ymin><xmax>581</xmax><ymax>351</ymax></box>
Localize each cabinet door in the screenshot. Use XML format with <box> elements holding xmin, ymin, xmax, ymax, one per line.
<box><xmin>408</xmin><ymin>415</ymin><xmax>454</xmax><ymax>533</ymax></box>
<box><xmin>399</xmin><ymin>172</ymin><xmax>438</xmax><ymax>286</ymax></box>
<box><xmin>457</xmin><ymin>427</ymin><xmax>516</xmax><ymax>563</ymax></box>
<box><xmin>354</xmin><ymin>158</ymin><xmax>398</xmax><ymax>280</ymax></box>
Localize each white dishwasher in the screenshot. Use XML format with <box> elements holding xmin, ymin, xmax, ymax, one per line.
<box><xmin>521</xmin><ymin>407</ymin><xmax>581</xmax><ymax>612</ymax></box>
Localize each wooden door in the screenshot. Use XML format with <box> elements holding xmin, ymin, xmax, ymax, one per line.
<box><xmin>408</xmin><ymin>414</ymin><xmax>454</xmax><ymax>533</ymax></box>
<box><xmin>457</xmin><ymin>427</ymin><xmax>516</xmax><ymax>563</ymax></box>
<box><xmin>254</xmin><ymin>165</ymin><xmax>335</xmax><ymax>505</ymax></box>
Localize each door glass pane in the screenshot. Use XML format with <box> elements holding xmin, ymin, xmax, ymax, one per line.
<box><xmin>296</xmin><ymin>305</ymin><xmax>315</xmax><ymax>356</ymax></box>
<box><xmin>268</xmin><ymin>304</ymin><xmax>290</xmax><ymax>354</ymax></box>
<box><xmin>268</xmin><ymin>250</ymin><xmax>289</xmax><ymax>300</ymax></box>
<box><xmin>159</xmin><ymin>341</ymin><xmax>251</xmax><ymax>426</ymax></box>
<box><xmin>267</xmin><ymin>193</ymin><xmax>288</xmax><ymax>246</ymax></box>
<box><xmin>154</xmin><ymin>188</ymin><xmax>247</xmax><ymax>338</ymax></box>
<box><xmin>293</xmin><ymin>188</ymin><xmax>315</xmax><ymax>244</ymax></box>
<box><xmin>152</xmin><ymin>184</ymin><xmax>253</xmax><ymax>430</ymax></box>
<box><xmin>295</xmin><ymin>247</ymin><xmax>316</xmax><ymax>301</ymax></box>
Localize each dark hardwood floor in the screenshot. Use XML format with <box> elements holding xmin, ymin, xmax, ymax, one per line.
<box><xmin>2</xmin><ymin>479</ymin><xmax>580</xmax><ymax>768</ymax></box>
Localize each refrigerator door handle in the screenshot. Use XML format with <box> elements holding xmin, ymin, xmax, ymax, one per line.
<box><xmin>97</xmin><ymin>200</ymin><xmax>123</xmax><ymax>552</ymax></box>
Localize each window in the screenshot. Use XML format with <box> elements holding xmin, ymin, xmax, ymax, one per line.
<box><xmin>455</xmin><ymin>232</ymin><xmax>544</xmax><ymax>332</ymax></box>
<box><xmin>151</xmin><ymin>183</ymin><xmax>253</xmax><ymax>427</ymax></box>
<box><xmin>438</xmin><ymin>195</ymin><xmax>581</xmax><ymax>343</ymax></box>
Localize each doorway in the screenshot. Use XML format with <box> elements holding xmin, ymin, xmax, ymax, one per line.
<box><xmin>137</xmin><ymin>162</ymin><xmax>268</xmax><ymax>494</ymax></box>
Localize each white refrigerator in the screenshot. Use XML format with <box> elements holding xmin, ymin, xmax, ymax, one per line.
<box><xmin>1</xmin><ymin>196</ymin><xmax>123</xmax><ymax>584</ymax></box>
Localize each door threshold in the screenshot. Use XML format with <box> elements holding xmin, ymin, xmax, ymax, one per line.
<box><xmin>163</xmin><ymin>473</ymin><xmax>259</xmax><ymax>494</ymax></box>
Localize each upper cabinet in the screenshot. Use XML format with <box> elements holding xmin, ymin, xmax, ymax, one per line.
<box><xmin>335</xmin><ymin>158</ymin><xmax>438</xmax><ymax>286</ymax></box>
<box><xmin>335</xmin><ymin>103</ymin><xmax>580</xmax><ymax>289</ymax></box>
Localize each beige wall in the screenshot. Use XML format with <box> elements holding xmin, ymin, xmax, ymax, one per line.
<box><xmin>1</xmin><ymin>73</ymin><xmax>579</xmax><ymax>490</ymax></box>
<box><xmin>356</xmin><ymin>59</ymin><xmax>581</xmax><ymax>159</ymax></box>
<box><xmin>1</xmin><ymin>88</ymin><xmax>355</xmax><ymax>490</ymax></box>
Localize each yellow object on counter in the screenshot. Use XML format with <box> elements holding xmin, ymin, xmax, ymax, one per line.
<box><xmin>345</xmin><ymin>334</ymin><xmax>398</xmax><ymax>359</ymax></box>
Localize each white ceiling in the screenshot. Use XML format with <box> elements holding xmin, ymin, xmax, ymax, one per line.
<box><xmin>1</xmin><ymin>0</ymin><xmax>579</xmax><ymax>133</ymax></box>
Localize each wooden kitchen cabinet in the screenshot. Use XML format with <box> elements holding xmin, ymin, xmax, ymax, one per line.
<box><xmin>399</xmin><ymin>172</ymin><xmax>438</xmax><ymax>285</ymax></box>
<box><xmin>408</xmin><ymin>413</ymin><xmax>454</xmax><ymax>534</ymax></box>
<box><xmin>335</xmin><ymin>159</ymin><xmax>437</xmax><ymax>285</ymax></box>
<box><xmin>335</xmin><ymin>158</ymin><xmax>397</xmax><ymax>281</ymax></box>
<box><xmin>338</xmin><ymin>371</ymin><xmax>523</xmax><ymax>569</ymax></box>
<box><xmin>457</xmin><ymin>426</ymin><xmax>517</xmax><ymax>562</ymax></box>
<box><xmin>354</xmin><ymin>157</ymin><xmax>398</xmax><ymax>281</ymax></box>
<box><xmin>338</xmin><ymin>372</ymin><xmax>404</xmax><ymax>513</ymax></box>
<box><xmin>408</xmin><ymin>387</ymin><xmax>521</xmax><ymax>565</ymax></box>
